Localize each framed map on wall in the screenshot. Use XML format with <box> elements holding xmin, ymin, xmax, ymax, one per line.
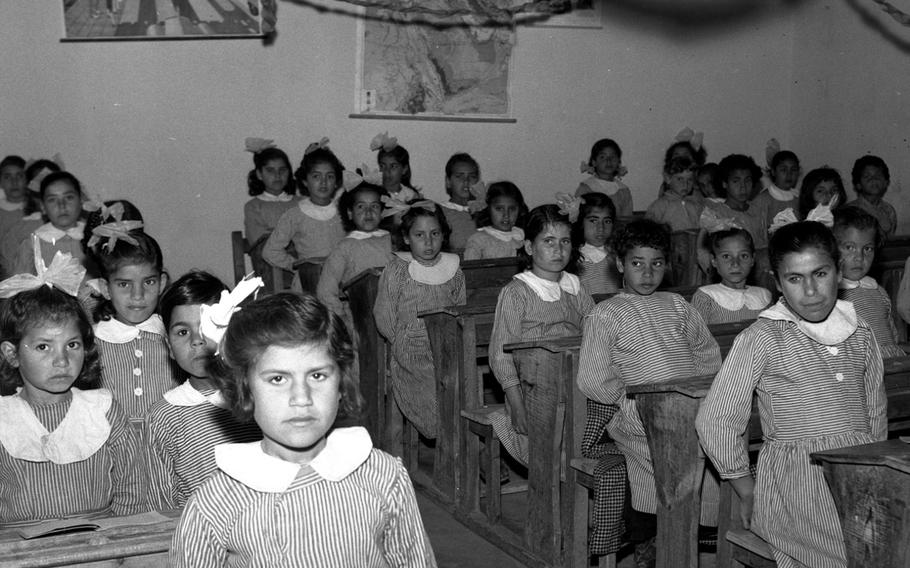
<box><xmin>354</xmin><ymin>5</ymin><xmax>516</xmax><ymax>122</ymax></box>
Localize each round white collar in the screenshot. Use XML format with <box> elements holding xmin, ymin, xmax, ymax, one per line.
<box><xmin>395</xmin><ymin>252</ymin><xmax>460</xmax><ymax>285</ymax></box>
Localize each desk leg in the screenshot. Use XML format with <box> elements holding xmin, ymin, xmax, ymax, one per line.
<box><xmin>637</xmin><ymin>393</ymin><xmax>702</xmax><ymax>568</ymax></box>
<box><xmin>424</xmin><ymin>316</ymin><xmax>460</xmax><ymax>503</ymax></box>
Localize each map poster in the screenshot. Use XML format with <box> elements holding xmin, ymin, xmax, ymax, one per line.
<box><xmin>61</xmin><ymin>0</ymin><xmax>265</xmax><ymax>40</ymax></box>
<box><xmin>356</xmin><ymin>4</ymin><xmax>515</xmax><ymax>120</ymax></box>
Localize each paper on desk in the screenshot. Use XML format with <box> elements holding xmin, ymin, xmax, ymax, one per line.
<box><xmin>17</xmin><ymin>511</ymin><xmax>171</xmax><ymax>540</ymax></box>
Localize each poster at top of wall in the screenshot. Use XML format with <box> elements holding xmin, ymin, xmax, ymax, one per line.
<box><xmin>354</xmin><ymin>2</ymin><xmax>517</xmax><ymax>121</ymax></box>
<box><xmin>60</xmin><ymin>0</ymin><xmax>265</xmax><ymax>40</ymax></box>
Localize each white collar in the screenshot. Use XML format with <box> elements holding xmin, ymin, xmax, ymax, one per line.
<box><xmin>0</xmin><ymin>191</ymin><xmax>25</xmax><ymax>212</ymax></box>
<box><xmin>839</xmin><ymin>276</ymin><xmax>879</xmax><ymax>290</ymax></box>
<box><xmin>216</xmin><ymin>427</ymin><xmax>373</xmax><ymax>492</ymax></box>
<box><xmin>440</xmin><ymin>200</ymin><xmax>470</xmax><ymax>212</ymax></box>
<box><xmin>699</xmin><ymin>283</ymin><xmax>771</xmax><ymax>311</ymax></box>
<box><xmin>163</xmin><ymin>381</ymin><xmax>229</xmax><ymax>409</ymax></box>
<box><xmin>256</xmin><ymin>192</ymin><xmax>293</xmax><ymax>203</ymax></box>
<box><xmin>584</xmin><ymin>177</ymin><xmax>623</xmax><ymax>196</ymax></box>
<box><xmin>514</xmin><ymin>270</ymin><xmax>580</xmax><ymax>302</ymax></box>
<box><xmin>478</xmin><ymin>226</ymin><xmax>524</xmax><ymax>243</ymax></box>
<box><xmin>760</xmin><ymin>299</ymin><xmax>857</xmax><ymax>345</ymax></box>
<box><xmin>0</xmin><ymin>388</ymin><xmax>111</xmax><ymax>464</ymax></box>
<box><xmin>395</xmin><ymin>252</ymin><xmax>460</xmax><ymax>285</ymax></box>
<box><xmin>94</xmin><ymin>314</ymin><xmax>166</xmax><ymax>344</ymax></box>
<box><xmin>298</xmin><ymin>198</ymin><xmax>338</xmax><ymax>221</ymax></box>
<box><xmin>389</xmin><ymin>186</ymin><xmax>419</xmax><ymax>202</ymax></box>
<box><xmin>347</xmin><ymin>229</ymin><xmax>389</xmax><ymax>240</ymax></box>
<box><xmin>767</xmin><ymin>184</ymin><xmax>798</xmax><ymax>202</ymax></box>
<box><xmin>579</xmin><ymin>243</ymin><xmax>607</xmax><ymax>264</ymax></box>
<box><xmin>34</xmin><ymin>221</ymin><xmax>85</xmax><ymax>244</ymax></box>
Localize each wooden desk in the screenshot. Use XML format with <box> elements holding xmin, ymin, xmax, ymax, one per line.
<box><xmin>0</xmin><ymin>510</ymin><xmax>181</xmax><ymax>568</ymax></box>
<box><xmin>461</xmin><ymin>257</ymin><xmax>521</xmax><ymax>290</ymax></box>
<box><xmin>813</xmin><ymin>439</ymin><xmax>910</xmax><ymax>568</ymax></box>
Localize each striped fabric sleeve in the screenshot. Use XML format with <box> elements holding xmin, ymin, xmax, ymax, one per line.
<box><xmin>695</xmin><ymin>328</ymin><xmax>765</xmax><ymax>479</ymax></box>
<box><xmin>142</xmin><ymin>409</ymin><xmax>177</xmax><ymax>511</ymax></box>
<box><xmin>689</xmin><ymin>289</ymin><xmax>713</xmax><ymax>323</ymax></box>
<box><xmin>382</xmin><ymin>461</ymin><xmax>438</xmax><ymax>567</ymax></box>
<box><xmin>862</xmin><ymin>329</ymin><xmax>888</xmax><ymax>441</ymax></box>
<box><xmin>489</xmin><ymin>285</ymin><xmax>527</xmax><ymax>390</ymax></box>
<box><xmin>576</xmin><ymin>308</ymin><xmax>622</xmax><ymax>405</ymax></box>
<box><xmin>899</xmin><ymin>257</ymin><xmax>910</xmax><ymax>326</ymax></box>
<box><xmin>453</xmin><ymin>270</ymin><xmax>466</xmax><ymax>305</ymax></box>
<box><xmin>106</xmin><ymin>401</ymin><xmax>146</xmax><ymax>516</ymax></box>
<box><xmin>169</xmin><ymin>495</ymin><xmax>226</xmax><ymax>568</ymax></box>
<box><xmin>682</xmin><ymin>298</ymin><xmax>722</xmax><ymax>375</ymax></box>
<box><xmin>373</xmin><ymin>260</ymin><xmax>401</xmax><ymax>342</ymax></box>
<box><xmin>579</xmin><ymin>288</ymin><xmax>595</xmax><ymax>315</ymax></box>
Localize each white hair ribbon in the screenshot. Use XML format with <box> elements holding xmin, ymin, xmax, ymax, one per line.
<box><xmin>370</xmin><ymin>132</ymin><xmax>398</xmax><ymax>152</ymax></box>
<box><xmin>765</xmin><ymin>138</ymin><xmax>781</xmax><ymax>168</ymax></box>
<box><xmin>675</xmin><ymin>127</ymin><xmax>704</xmax><ymax>151</ymax></box>
<box><xmin>467</xmin><ymin>181</ymin><xmax>487</xmax><ymax>214</ymax></box>
<box><xmin>0</xmin><ymin>249</ymin><xmax>86</xmax><ymax>299</ymax></box>
<box><xmin>304</xmin><ymin>137</ymin><xmax>331</xmax><ymax>155</ymax></box>
<box><xmin>244</xmin><ymin>137</ymin><xmax>275</xmax><ymax>154</ymax></box>
<box><xmin>555</xmin><ymin>192</ymin><xmax>582</xmax><ymax>223</ymax></box>
<box><xmin>198</xmin><ymin>273</ymin><xmax>264</xmax><ymax>352</ymax></box>
<box><xmin>699</xmin><ymin>207</ymin><xmax>743</xmax><ymax>234</ymax></box>
<box><xmin>380</xmin><ymin>196</ymin><xmax>436</xmax><ymax>219</ymax></box>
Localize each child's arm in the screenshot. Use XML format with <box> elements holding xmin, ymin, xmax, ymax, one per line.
<box><xmin>681</xmin><ymin>299</ymin><xmax>722</xmax><ymax>375</ymax></box>
<box><xmin>489</xmin><ymin>285</ymin><xmax>529</xmax><ymax>433</ymax></box>
<box><xmin>243</xmin><ymin>200</ymin><xmax>268</xmax><ymax>246</ymax></box>
<box><xmin>141</xmin><ymin>410</ymin><xmax>178</xmax><ymax>511</ymax></box>
<box><xmin>382</xmin><ymin>460</ymin><xmax>438</xmax><ymax>567</ymax></box>
<box><xmin>462</xmin><ymin>234</ymin><xmax>483</xmax><ymax>261</ymax></box>
<box><xmin>576</xmin><ymin>307</ymin><xmax>623</xmax><ymax>405</ymax></box>
<box><xmin>316</xmin><ymin>246</ymin><xmax>348</xmax><ymax>317</ymax></box>
<box><xmin>899</xmin><ymin>257</ymin><xmax>910</xmax><ymax>326</ymax></box>
<box><xmin>169</xmin><ymin>495</ymin><xmax>226</xmax><ymax>568</ymax></box>
<box><xmin>373</xmin><ymin>261</ymin><xmax>401</xmax><ymax>342</ymax></box>
<box><xmin>12</xmin><ymin>237</ymin><xmax>36</xmax><ymax>276</ymax></box>
<box><xmin>861</xmin><ymin>328</ymin><xmax>888</xmax><ymax>441</ymax></box>
<box><xmin>261</xmin><ymin>209</ymin><xmax>298</xmax><ymax>270</ymax></box>
<box><xmin>689</xmin><ymin>289</ymin><xmax>712</xmax><ymax>323</ymax></box>
<box><xmin>106</xmin><ymin>401</ymin><xmax>147</xmax><ymax>516</ymax></box>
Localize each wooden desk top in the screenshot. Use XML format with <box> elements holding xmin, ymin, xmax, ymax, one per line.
<box><xmin>812</xmin><ymin>439</ymin><xmax>910</xmax><ymax>475</ymax></box>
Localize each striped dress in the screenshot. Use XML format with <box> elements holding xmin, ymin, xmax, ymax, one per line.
<box><xmin>690</xmin><ymin>284</ymin><xmax>772</xmax><ymax>324</ymax></box>
<box><xmin>169</xmin><ymin>428</ymin><xmax>436</xmax><ymax>567</ymax></box>
<box><xmin>576</xmin><ymin>291</ymin><xmax>721</xmax><ymax>518</ymax></box>
<box><xmin>373</xmin><ymin>253</ymin><xmax>466</xmax><ymax>438</ymax></box>
<box><xmin>839</xmin><ymin>278</ymin><xmax>906</xmax><ymax>359</ymax></box>
<box><xmin>142</xmin><ymin>382</ymin><xmax>262</xmax><ymax>510</ymax></box>
<box><xmin>0</xmin><ymin>389</ymin><xmax>144</xmax><ymax>527</ymax></box>
<box><xmin>696</xmin><ymin>300</ymin><xmax>887</xmax><ymax>568</ymax></box>
<box><xmin>95</xmin><ymin>316</ymin><xmax>180</xmax><ymax>426</ymax></box>
<box><xmin>576</xmin><ymin>244</ymin><xmax>621</xmax><ymax>296</ymax></box>
<box><xmin>488</xmin><ymin>272</ymin><xmax>594</xmax><ymax>464</ymax></box>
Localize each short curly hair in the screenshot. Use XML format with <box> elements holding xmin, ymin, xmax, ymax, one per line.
<box><xmin>0</xmin><ymin>286</ymin><xmax>101</xmax><ymax>395</ymax></box>
<box><xmin>614</xmin><ymin>219</ymin><xmax>671</xmax><ymax>260</ymax></box>
<box><xmin>211</xmin><ymin>293</ymin><xmax>363</xmax><ymax>425</ymax></box>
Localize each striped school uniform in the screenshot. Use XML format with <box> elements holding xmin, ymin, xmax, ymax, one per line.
<box><xmin>696</xmin><ymin>299</ymin><xmax>887</xmax><ymax>567</ymax></box>
<box><xmin>0</xmin><ymin>389</ymin><xmax>144</xmax><ymax>527</ymax></box>
<box><xmin>462</xmin><ymin>227</ymin><xmax>523</xmax><ymax>261</ymax></box>
<box><xmin>170</xmin><ymin>427</ymin><xmax>437</xmax><ymax>567</ymax></box>
<box><xmin>488</xmin><ymin>271</ymin><xmax>594</xmax><ymax>464</ymax></box>
<box><xmin>839</xmin><ymin>276</ymin><xmax>906</xmax><ymax>359</ymax></box>
<box><xmin>576</xmin><ymin>244</ymin><xmax>621</xmax><ymax>296</ymax></box>
<box><xmin>95</xmin><ymin>315</ymin><xmax>179</xmax><ymax>426</ymax></box>
<box><xmin>576</xmin><ymin>292</ymin><xmax>722</xmax><ymax>519</ymax></box>
<box><xmin>690</xmin><ymin>284</ymin><xmax>772</xmax><ymax>325</ymax></box>
<box><xmin>142</xmin><ymin>382</ymin><xmax>262</xmax><ymax>510</ymax></box>
<box><xmin>373</xmin><ymin>252</ymin><xmax>466</xmax><ymax>438</ymax></box>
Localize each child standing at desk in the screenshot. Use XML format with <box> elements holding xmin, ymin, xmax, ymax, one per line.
<box><xmin>577</xmin><ymin>219</ymin><xmax>721</xmax><ymax>565</ymax></box>
<box><xmin>696</xmin><ymin>220</ymin><xmax>887</xmax><ymax>567</ymax></box>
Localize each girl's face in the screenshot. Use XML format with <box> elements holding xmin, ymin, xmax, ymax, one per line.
<box><xmin>617</xmin><ymin>245</ymin><xmax>666</xmax><ymax>296</ymax></box>
<box><xmin>857</xmin><ymin>165</ymin><xmax>888</xmax><ymax>199</ymax></box>
<box><xmin>592</xmin><ymin>148</ymin><xmax>620</xmax><ymax>180</ymax></box>
<box><xmin>664</xmin><ymin>170</ymin><xmax>695</xmax><ymax>198</ymax></box>
<box><xmin>724</xmin><ymin>168</ymin><xmax>753</xmax><ymax>208</ymax></box>
<box><xmin>445</xmin><ymin>162</ymin><xmax>479</xmax><ymax>205</ymax></box>
<box><xmin>697</xmin><ymin>172</ymin><xmax>717</xmax><ymax>198</ymax></box>
<box><xmin>775</xmin><ymin>247</ymin><xmax>839</xmax><ymax>323</ymax></box>
<box><xmin>379</xmin><ymin>155</ymin><xmax>408</xmax><ymax>191</ymax></box>
<box><xmin>41</xmin><ymin>180</ymin><xmax>82</xmax><ymax>230</ymax></box>
<box><xmin>304</xmin><ymin>162</ymin><xmax>338</xmax><ymax>206</ymax></box>
<box><xmin>836</xmin><ymin>227</ymin><xmax>876</xmax><ymax>282</ymax></box>
<box><xmin>582</xmin><ymin>206</ymin><xmax>614</xmax><ymax>247</ymax></box>
<box><xmin>103</xmin><ymin>262</ymin><xmax>166</xmax><ymax>326</ymax></box>
<box><xmin>0</xmin><ymin>165</ymin><xmax>27</xmax><ymax>202</ymax></box>
<box><xmin>811</xmin><ymin>180</ymin><xmax>838</xmax><ymax>207</ymax></box>
<box><xmin>248</xmin><ymin>342</ymin><xmax>340</xmax><ymax>465</ymax></box>
<box><xmin>404</xmin><ymin>215</ymin><xmax>444</xmax><ymax>265</ymax></box>
<box><xmin>525</xmin><ymin>223</ymin><xmax>572</xmax><ymax>282</ymax></box>
<box><xmin>489</xmin><ymin>196</ymin><xmax>519</xmax><ymax>232</ymax></box>
<box><xmin>348</xmin><ymin>190</ymin><xmax>383</xmax><ymax>233</ymax></box>
<box><xmin>711</xmin><ymin>235</ymin><xmax>754</xmax><ymax>289</ymax></box>
<box><xmin>167</xmin><ymin>304</ymin><xmax>216</xmax><ymax>379</ymax></box>
<box><xmin>1</xmin><ymin>319</ymin><xmax>84</xmax><ymax>405</ymax></box>
<box><xmin>257</xmin><ymin>158</ymin><xmax>290</xmax><ymax>196</ymax></box>
<box><xmin>772</xmin><ymin>159</ymin><xmax>800</xmax><ymax>191</ymax></box>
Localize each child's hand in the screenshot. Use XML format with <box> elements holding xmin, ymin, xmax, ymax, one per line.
<box><xmin>697</xmin><ymin>248</ymin><xmax>713</xmax><ymax>274</ymax></box>
<box><xmin>730</xmin><ymin>476</ymin><xmax>755</xmax><ymax>529</ymax></box>
<box><xmin>505</xmin><ymin>386</ymin><xmax>528</xmax><ymax>435</ymax></box>
<box><xmin>739</xmin><ymin>493</ymin><xmax>754</xmax><ymax>529</ymax></box>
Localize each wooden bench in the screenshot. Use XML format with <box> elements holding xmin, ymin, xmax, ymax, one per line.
<box><xmin>0</xmin><ymin>510</ymin><xmax>181</xmax><ymax>567</ymax></box>
<box><xmin>812</xmin><ymin>439</ymin><xmax>910</xmax><ymax>568</ymax></box>
<box><xmin>230</xmin><ymin>230</ymin><xmax>292</xmax><ymax>293</ymax></box>
<box><xmin>293</xmin><ymin>256</ymin><xmax>325</xmax><ymax>294</ymax></box>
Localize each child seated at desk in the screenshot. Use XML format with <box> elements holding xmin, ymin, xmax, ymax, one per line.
<box><xmin>463</xmin><ymin>181</ymin><xmax>526</xmax><ymax>261</ymax></box>
<box><xmin>577</xmin><ymin>219</ymin><xmax>722</xmax><ymax>566</ymax></box>
<box><xmin>696</xmin><ymin>220</ymin><xmax>887</xmax><ymax>567</ymax></box>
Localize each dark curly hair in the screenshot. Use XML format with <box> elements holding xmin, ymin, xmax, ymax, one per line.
<box><xmin>378</xmin><ymin>145</ymin><xmax>412</xmax><ymax>188</ymax></box>
<box><xmin>474</xmin><ymin>181</ymin><xmax>528</xmax><ymax>229</ymax></box>
<box><xmin>399</xmin><ymin>200</ymin><xmax>452</xmax><ymax>252</ymax></box>
<box><xmin>293</xmin><ymin>147</ymin><xmax>344</xmax><ymax>197</ymax></box>
<box><xmin>519</xmin><ymin>204</ymin><xmax>578</xmax><ymax>272</ymax></box>
<box><xmin>614</xmin><ymin>218</ymin><xmax>671</xmax><ymax>260</ymax></box>
<box><xmin>338</xmin><ymin>183</ymin><xmax>386</xmax><ymax>232</ymax></box>
<box><xmin>247</xmin><ymin>147</ymin><xmax>295</xmax><ymax>197</ymax></box>
<box><xmin>211</xmin><ymin>292</ymin><xmax>363</xmax><ymax>425</ymax></box>
<box><xmin>0</xmin><ymin>286</ymin><xmax>101</xmax><ymax>395</ymax></box>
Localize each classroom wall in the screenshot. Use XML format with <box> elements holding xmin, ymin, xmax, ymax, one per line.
<box><xmin>3</xmin><ymin>1</ymin><xmax>900</xmax><ymax>281</ymax></box>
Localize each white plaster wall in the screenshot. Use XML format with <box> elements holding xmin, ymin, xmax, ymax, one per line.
<box><xmin>0</xmin><ymin>2</ymin><xmax>800</xmax><ymax>280</ymax></box>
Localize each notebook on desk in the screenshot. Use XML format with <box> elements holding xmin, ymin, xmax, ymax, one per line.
<box><xmin>16</xmin><ymin>510</ymin><xmax>171</xmax><ymax>540</ymax></box>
